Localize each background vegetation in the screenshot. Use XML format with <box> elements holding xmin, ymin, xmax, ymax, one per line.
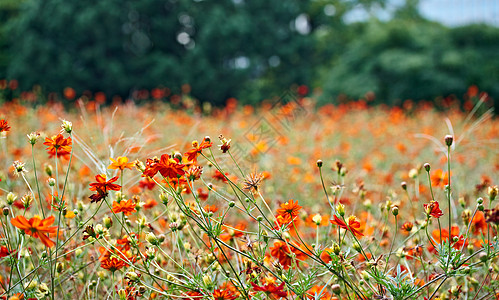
<box><xmin>0</xmin><ymin>0</ymin><xmax>498</xmax><ymax>108</ymax></box>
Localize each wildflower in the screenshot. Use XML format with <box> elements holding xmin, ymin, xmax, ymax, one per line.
<box><xmin>212</xmin><ymin>288</ymin><xmax>237</xmax><ymax>300</ymax></box>
<box><xmin>89</xmin><ymin>174</ymin><xmax>121</xmax><ymax>192</ymax></box>
<box><xmin>213</xmin><ymin>170</ymin><xmax>229</xmax><ymax>183</ymax></box>
<box><xmin>243</xmin><ymin>172</ymin><xmax>264</xmax><ymax>192</ymax></box>
<box><xmin>251</xmin><ymin>282</ymin><xmax>287</xmax><ymax>298</ymax></box>
<box><xmin>0</xmin><ymin>245</ymin><xmax>15</xmax><ymax>258</ymax></box>
<box><xmin>27</xmin><ymin>132</ymin><xmax>41</xmax><ymax>145</ymax></box>
<box><xmin>185</xmin><ymin>165</ymin><xmax>203</xmax><ymax>181</ymax></box>
<box><xmin>276</xmin><ymin>199</ymin><xmax>302</xmax><ymax>219</ymax></box>
<box><xmin>13</xmin><ymin>161</ymin><xmax>27</xmax><ymax>176</ymax></box>
<box><xmin>112</xmin><ymin>199</ymin><xmax>137</xmax><ymax>216</ymax></box>
<box><xmin>100</xmin><ymin>256</ymin><xmax>126</xmax><ymax>272</ymax></box>
<box><xmin>431</xmin><ymin>169</ymin><xmax>449</xmax><ymax>188</ymax></box>
<box><xmin>11</xmin><ymin>215</ymin><xmax>58</xmax><ymax>247</ymax></box>
<box><xmin>138</xmin><ymin>177</ymin><xmax>156</xmax><ymax>190</ymax></box>
<box><xmin>330</xmin><ymin>215</ymin><xmax>364</xmax><ymax>238</ymax></box>
<box><xmin>60</xmin><ymin>119</ymin><xmax>73</xmax><ymax>134</ymax></box>
<box><xmin>470</xmin><ymin>211</ymin><xmax>487</xmax><ymax>235</ymax></box>
<box><xmin>218</xmin><ymin>134</ymin><xmax>231</xmax><ymax>153</ymax></box>
<box><xmin>424</xmin><ymin>201</ymin><xmax>443</xmax><ymax>219</ymax></box>
<box><xmin>431</xmin><ymin>226</ymin><xmax>467</xmax><ymax>250</ymax></box>
<box><xmin>89</xmin><ymin>174</ymin><xmax>121</xmax><ymax>203</ymax></box>
<box><xmin>401</xmin><ymin>221</ymin><xmax>413</xmax><ymax>233</ymax></box>
<box><xmin>108</xmin><ymin>156</ymin><xmax>134</xmax><ymax>170</ymax></box>
<box><xmin>0</xmin><ymin>119</ymin><xmax>11</xmax><ymax>132</ymax></box>
<box><xmin>143</xmin><ymin>154</ymin><xmax>185</xmax><ymax>179</ymax></box>
<box><xmin>184</xmin><ymin>137</ymin><xmax>212</xmax><ymax>162</ymax></box>
<box><xmin>43</xmin><ymin>133</ymin><xmax>72</xmax><ymax>158</ymax></box>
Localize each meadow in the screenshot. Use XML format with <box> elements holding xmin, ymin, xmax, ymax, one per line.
<box><xmin>0</xmin><ymin>88</ymin><xmax>498</xmax><ymax>300</ymax></box>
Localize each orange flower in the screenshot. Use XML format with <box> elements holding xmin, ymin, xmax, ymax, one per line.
<box><xmin>108</xmin><ymin>156</ymin><xmax>134</xmax><ymax>170</ymax></box>
<box><xmin>330</xmin><ymin>215</ymin><xmax>364</xmax><ymax>238</ymax></box>
<box><xmin>470</xmin><ymin>211</ymin><xmax>487</xmax><ymax>235</ymax></box>
<box><xmin>431</xmin><ymin>226</ymin><xmax>467</xmax><ymax>251</ymax></box>
<box><xmin>431</xmin><ymin>169</ymin><xmax>449</xmax><ymax>187</ymax></box>
<box><xmin>112</xmin><ymin>199</ymin><xmax>137</xmax><ymax>216</ymax></box>
<box><xmin>144</xmin><ymin>154</ymin><xmax>185</xmax><ymax>179</ymax></box>
<box><xmin>43</xmin><ymin>133</ymin><xmax>72</xmax><ymax>158</ymax></box>
<box><xmin>10</xmin><ymin>215</ymin><xmax>58</xmax><ymax>247</ymax></box>
<box><xmin>424</xmin><ymin>201</ymin><xmax>443</xmax><ymax>219</ymax></box>
<box><xmin>0</xmin><ymin>119</ymin><xmax>11</xmax><ymax>132</ymax></box>
<box><xmin>89</xmin><ymin>174</ymin><xmax>121</xmax><ymax>203</ymax></box>
<box><xmin>220</xmin><ymin>223</ymin><xmax>246</xmax><ymax>242</ymax></box>
<box><xmin>212</xmin><ymin>288</ymin><xmax>237</xmax><ymax>300</ymax></box>
<box><xmin>100</xmin><ymin>256</ymin><xmax>126</xmax><ymax>272</ymax></box>
<box><xmin>184</xmin><ymin>137</ymin><xmax>213</xmax><ymax>162</ymax></box>
<box><xmin>276</xmin><ymin>199</ymin><xmax>302</xmax><ymax>219</ymax></box>
<box><xmin>89</xmin><ymin>174</ymin><xmax>121</xmax><ymax>192</ymax></box>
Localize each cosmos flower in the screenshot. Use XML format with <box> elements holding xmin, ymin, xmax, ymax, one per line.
<box><xmin>11</xmin><ymin>215</ymin><xmax>58</xmax><ymax>247</ymax></box>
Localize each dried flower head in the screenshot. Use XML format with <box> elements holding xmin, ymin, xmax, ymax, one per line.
<box><xmin>243</xmin><ymin>172</ymin><xmax>264</xmax><ymax>193</ymax></box>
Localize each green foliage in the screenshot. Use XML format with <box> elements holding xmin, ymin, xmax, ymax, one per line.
<box><xmin>318</xmin><ymin>18</ymin><xmax>499</xmax><ymax>106</ymax></box>
<box><xmin>4</xmin><ymin>0</ymin><xmax>315</xmax><ymax>104</ymax></box>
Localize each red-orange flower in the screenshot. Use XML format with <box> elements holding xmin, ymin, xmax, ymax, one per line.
<box><xmin>89</xmin><ymin>174</ymin><xmax>121</xmax><ymax>192</ymax></box>
<box><xmin>184</xmin><ymin>138</ymin><xmax>213</xmax><ymax>162</ymax></box>
<box><xmin>470</xmin><ymin>211</ymin><xmax>488</xmax><ymax>235</ymax></box>
<box><xmin>108</xmin><ymin>156</ymin><xmax>134</xmax><ymax>170</ymax></box>
<box><xmin>251</xmin><ymin>282</ymin><xmax>287</xmax><ymax>298</ymax></box>
<box><xmin>431</xmin><ymin>169</ymin><xmax>449</xmax><ymax>187</ymax></box>
<box><xmin>276</xmin><ymin>199</ymin><xmax>302</xmax><ymax>219</ymax></box>
<box><xmin>424</xmin><ymin>201</ymin><xmax>444</xmax><ymax>219</ymax></box>
<box><xmin>11</xmin><ymin>215</ymin><xmax>58</xmax><ymax>247</ymax></box>
<box><xmin>144</xmin><ymin>154</ymin><xmax>185</xmax><ymax>179</ymax></box>
<box><xmin>431</xmin><ymin>226</ymin><xmax>467</xmax><ymax>251</ymax></box>
<box><xmin>330</xmin><ymin>215</ymin><xmax>364</xmax><ymax>238</ymax></box>
<box><xmin>212</xmin><ymin>288</ymin><xmax>237</xmax><ymax>300</ymax></box>
<box><xmin>0</xmin><ymin>119</ymin><xmax>11</xmax><ymax>132</ymax></box>
<box><xmin>112</xmin><ymin>199</ymin><xmax>137</xmax><ymax>216</ymax></box>
<box><xmin>89</xmin><ymin>174</ymin><xmax>121</xmax><ymax>203</ymax></box>
<box><xmin>100</xmin><ymin>256</ymin><xmax>126</xmax><ymax>272</ymax></box>
<box><xmin>43</xmin><ymin>133</ymin><xmax>72</xmax><ymax>158</ymax></box>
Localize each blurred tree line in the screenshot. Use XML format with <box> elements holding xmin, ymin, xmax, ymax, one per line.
<box><xmin>0</xmin><ymin>0</ymin><xmax>498</xmax><ymax>107</ymax></box>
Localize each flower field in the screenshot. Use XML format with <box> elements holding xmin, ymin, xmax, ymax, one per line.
<box><xmin>0</xmin><ymin>91</ymin><xmax>498</xmax><ymax>300</ymax></box>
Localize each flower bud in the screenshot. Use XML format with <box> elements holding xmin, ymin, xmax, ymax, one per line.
<box><xmin>6</xmin><ymin>192</ymin><xmax>17</xmax><ymax>205</ymax></box>
<box><xmin>489</xmin><ymin>186</ymin><xmax>498</xmax><ymax>201</ymax></box>
<box><xmin>331</xmin><ymin>284</ymin><xmax>341</xmax><ymax>295</ymax></box>
<box><xmin>61</xmin><ymin>120</ymin><xmax>73</xmax><ymax>134</ymax></box>
<box><xmin>47</xmin><ymin>178</ymin><xmax>56</xmax><ymax>187</ymax></box>
<box><xmin>391</xmin><ymin>206</ymin><xmax>399</xmax><ymax>216</ymax></box>
<box><xmin>316</xmin><ymin>160</ymin><xmax>323</xmax><ymax>168</ymax></box>
<box><xmin>146</xmin><ymin>232</ymin><xmax>159</xmax><ymax>246</ymax></box>
<box><xmin>103</xmin><ymin>215</ymin><xmax>113</xmax><ymax>229</ymax></box>
<box><xmin>332</xmin><ymin>242</ymin><xmax>341</xmax><ymax>255</ymax></box>
<box><xmin>312</xmin><ymin>214</ymin><xmax>322</xmax><ymax>225</ymax></box>
<box><xmin>2</xmin><ymin>207</ymin><xmax>9</xmax><ymax>216</ymax></box>
<box><xmin>353</xmin><ymin>242</ymin><xmax>362</xmax><ymax>253</ymax></box>
<box><xmin>44</xmin><ymin>164</ymin><xmax>53</xmax><ymax>177</ymax></box>
<box><xmin>424</xmin><ymin>163</ymin><xmax>431</xmax><ymax>172</ymax></box>
<box><xmin>336</xmin><ymin>203</ymin><xmax>345</xmax><ymax>217</ymax></box>
<box><xmin>401</xmin><ymin>181</ymin><xmax>407</xmax><ymax>190</ymax></box>
<box><xmin>444</xmin><ymin>135</ymin><xmax>453</xmax><ymax>147</ymax></box>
